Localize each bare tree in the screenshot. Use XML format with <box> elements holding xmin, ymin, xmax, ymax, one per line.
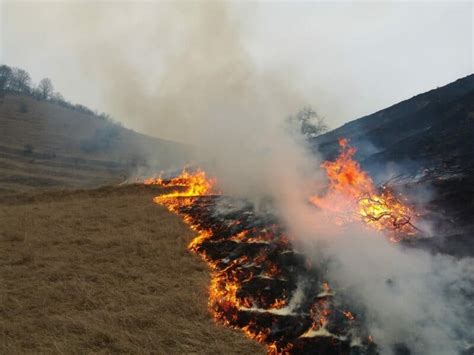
<box><xmin>10</xmin><ymin>68</ymin><xmax>31</xmax><ymax>93</ymax></box>
<box><xmin>0</xmin><ymin>65</ymin><xmax>12</xmax><ymax>91</ymax></box>
<box><xmin>38</xmin><ymin>78</ymin><xmax>54</xmax><ymax>100</ymax></box>
<box><xmin>288</xmin><ymin>106</ymin><xmax>328</xmax><ymax>138</ymax></box>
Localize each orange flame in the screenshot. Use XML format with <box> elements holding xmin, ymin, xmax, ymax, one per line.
<box><xmin>150</xmin><ymin>168</ymin><xmax>216</xmax><ymax>212</ymax></box>
<box><xmin>143</xmin><ymin>177</ymin><xmax>163</xmax><ymax>185</ymax></box>
<box><xmin>147</xmin><ymin>169</ymin><xmax>297</xmax><ymax>351</ymax></box>
<box><xmin>310</xmin><ymin>138</ymin><xmax>417</xmax><ymax>239</ymax></box>
<box><xmin>342</xmin><ymin>310</ymin><xmax>355</xmax><ymax>321</ymax></box>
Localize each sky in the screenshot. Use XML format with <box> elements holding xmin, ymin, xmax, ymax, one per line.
<box><xmin>1</xmin><ymin>0</ymin><xmax>473</xmax><ymax>142</ymax></box>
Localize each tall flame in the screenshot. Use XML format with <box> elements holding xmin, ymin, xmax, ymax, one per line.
<box><xmin>310</xmin><ymin>138</ymin><xmax>417</xmax><ymax>239</ymax></box>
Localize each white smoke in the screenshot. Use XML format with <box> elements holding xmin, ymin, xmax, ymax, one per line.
<box><xmin>277</xmin><ymin>181</ymin><xmax>474</xmax><ymax>354</ymax></box>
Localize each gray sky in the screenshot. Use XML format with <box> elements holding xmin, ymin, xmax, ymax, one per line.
<box><xmin>1</xmin><ymin>1</ymin><xmax>473</xmax><ymax>141</ymax></box>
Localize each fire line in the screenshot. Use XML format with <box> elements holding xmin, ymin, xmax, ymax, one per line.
<box><xmin>146</xmin><ymin>141</ymin><xmax>417</xmax><ymax>353</ymax></box>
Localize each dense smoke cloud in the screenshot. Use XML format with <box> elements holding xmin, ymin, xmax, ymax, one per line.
<box><xmin>321</xmin><ymin>227</ymin><xmax>472</xmax><ymax>354</ymax></box>
<box><xmin>277</xmin><ymin>196</ymin><xmax>474</xmax><ymax>354</ymax></box>
<box><xmin>3</xmin><ymin>1</ymin><xmax>315</xmax><ymax>196</ymax></box>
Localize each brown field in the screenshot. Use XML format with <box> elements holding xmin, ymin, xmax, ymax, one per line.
<box><xmin>0</xmin><ymin>184</ymin><xmax>264</xmax><ymax>354</ymax></box>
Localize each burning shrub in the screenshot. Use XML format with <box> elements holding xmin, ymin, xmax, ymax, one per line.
<box><xmin>310</xmin><ymin>138</ymin><xmax>418</xmax><ymax>241</ymax></box>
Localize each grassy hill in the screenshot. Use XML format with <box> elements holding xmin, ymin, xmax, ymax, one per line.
<box><xmin>0</xmin><ymin>93</ymin><xmax>191</xmax><ymax>193</ymax></box>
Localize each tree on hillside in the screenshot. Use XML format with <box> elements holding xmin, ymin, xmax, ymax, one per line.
<box><xmin>287</xmin><ymin>106</ymin><xmax>328</xmax><ymax>138</ymax></box>
<box><xmin>38</xmin><ymin>78</ymin><xmax>54</xmax><ymax>100</ymax></box>
<box><xmin>0</xmin><ymin>65</ymin><xmax>12</xmax><ymax>91</ymax></box>
<box><xmin>0</xmin><ymin>65</ymin><xmax>114</xmax><ymax>122</ymax></box>
<box><xmin>10</xmin><ymin>68</ymin><xmax>31</xmax><ymax>93</ymax></box>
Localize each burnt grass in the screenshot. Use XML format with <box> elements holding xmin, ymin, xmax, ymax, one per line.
<box><xmin>177</xmin><ymin>196</ymin><xmax>377</xmax><ymax>355</ymax></box>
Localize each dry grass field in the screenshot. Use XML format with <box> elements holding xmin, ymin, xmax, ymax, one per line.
<box><xmin>0</xmin><ymin>184</ymin><xmax>264</xmax><ymax>354</ymax></box>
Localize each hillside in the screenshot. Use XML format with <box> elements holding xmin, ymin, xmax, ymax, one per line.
<box><xmin>312</xmin><ymin>74</ymin><xmax>474</xmax><ymax>255</ymax></box>
<box><xmin>314</xmin><ymin>74</ymin><xmax>474</xmax><ymax>167</ymax></box>
<box><xmin>0</xmin><ymin>93</ymin><xmax>191</xmax><ymax>193</ymax></box>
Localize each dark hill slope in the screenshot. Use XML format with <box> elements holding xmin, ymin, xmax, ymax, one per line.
<box><xmin>314</xmin><ymin>74</ymin><xmax>474</xmax><ymax>166</ymax></box>
<box><xmin>312</xmin><ymin>74</ymin><xmax>474</xmax><ymax>255</ymax></box>
<box><xmin>0</xmin><ymin>93</ymin><xmax>191</xmax><ymax>192</ymax></box>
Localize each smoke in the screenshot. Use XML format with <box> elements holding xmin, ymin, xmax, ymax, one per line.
<box><xmin>320</xmin><ymin>225</ymin><xmax>473</xmax><ymax>354</ymax></box>
<box><xmin>4</xmin><ymin>2</ymin><xmax>473</xmax><ymax>354</ymax></box>
<box><xmin>4</xmin><ymin>1</ymin><xmax>315</xmax><ymax>196</ymax></box>
<box><xmin>276</xmin><ymin>162</ymin><xmax>474</xmax><ymax>354</ymax></box>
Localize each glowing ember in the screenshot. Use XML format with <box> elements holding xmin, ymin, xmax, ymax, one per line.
<box><xmin>310</xmin><ymin>138</ymin><xmax>418</xmax><ymax>240</ymax></box>
<box><xmin>342</xmin><ymin>310</ymin><xmax>355</xmax><ymax>321</ymax></box>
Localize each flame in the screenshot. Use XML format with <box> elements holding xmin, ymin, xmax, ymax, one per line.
<box><xmin>147</xmin><ymin>168</ymin><xmax>301</xmax><ymax>352</ymax></box>
<box><xmin>342</xmin><ymin>310</ymin><xmax>355</xmax><ymax>321</ymax></box>
<box><xmin>143</xmin><ymin>177</ymin><xmax>163</xmax><ymax>185</ymax></box>
<box><xmin>150</xmin><ymin>168</ymin><xmax>216</xmax><ymax>212</ymax></box>
<box><xmin>310</xmin><ymin>138</ymin><xmax>418</xmax><ymax>239</ymax></box>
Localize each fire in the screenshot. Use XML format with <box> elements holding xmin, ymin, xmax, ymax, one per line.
<box><xmin>147</xmin><ymin>168</ymin><xmax>302</xmax><ymax>352</ymax></box>
<box><xmin>143</xmin><ymin>177</ymin><xmax>163</xmax><ymax>185</ymax></box>
<box><xmin>149</xmin><ymin>168</ymin><xmax>216</xmax><ymax>212</ymax></box>
<box><xmin>342</xmin><ymin>310</ymin><xmax>355</xmax><ymax>321</ymax></box>
<box><xmin>145</xmin><ymin>158</ymin><xmax>397</xmax><ymax>353</ymax></box>
<box><xmin>310</xmin><ymin>138</ymin><xmax>418</xmax><ymax>239</ymax></box>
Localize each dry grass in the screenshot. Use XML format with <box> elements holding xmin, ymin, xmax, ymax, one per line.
<box><xmin>0</xmin><ymin>184</ymin><xmax>264</xmax><ymax>354</ymax></box>
<box><xmin>0</xmin><ymin>93</ymin><xmax>189</xmax><ymax>193</ymax></box>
